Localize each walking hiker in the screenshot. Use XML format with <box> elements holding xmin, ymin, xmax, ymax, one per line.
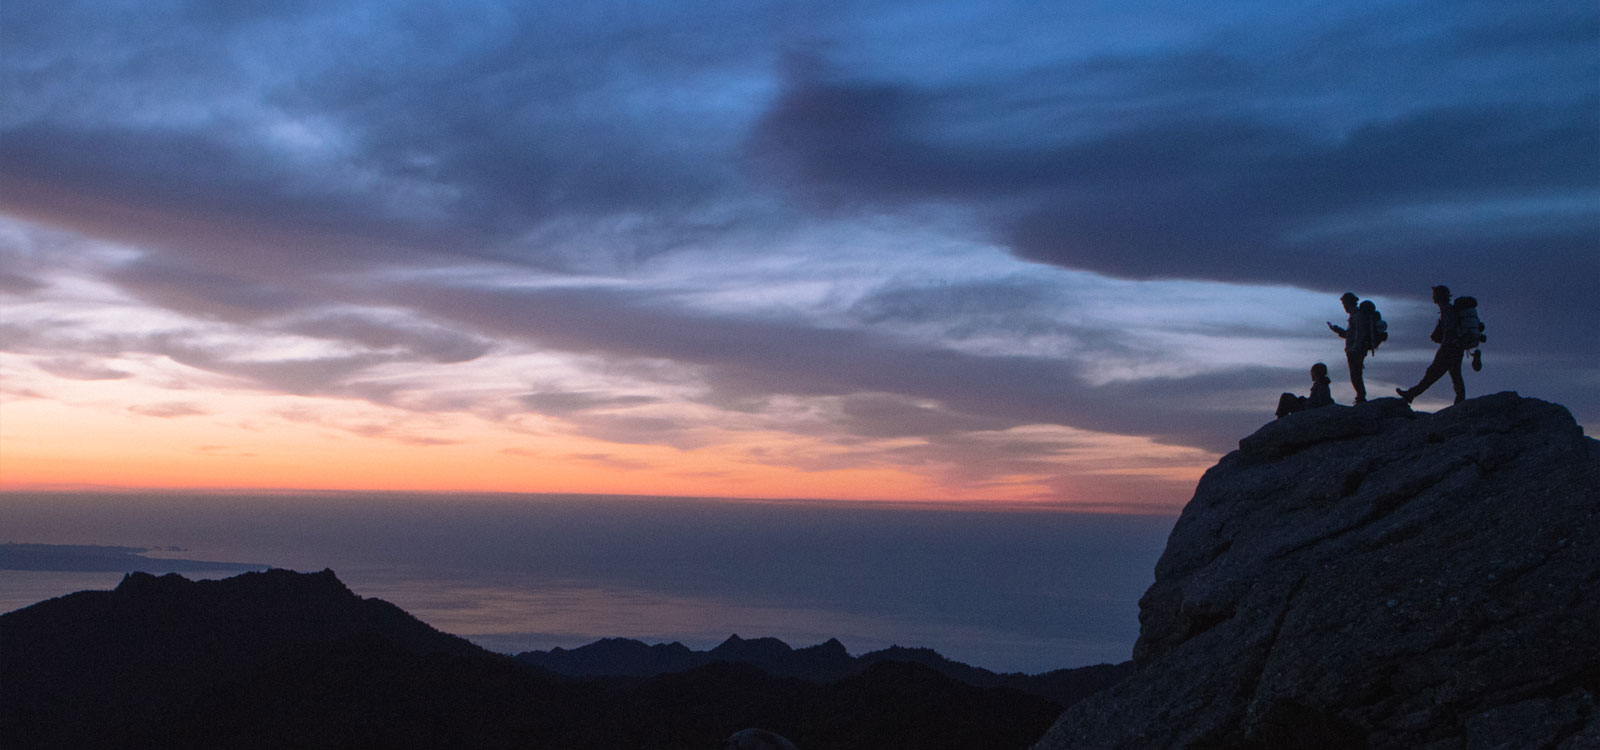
<box><xmin>1327</xmin><ymin>292</ymin><xmax>1387</xmax><ymax>404</ymax></box>
<box><xmin>1276</xmin><ymin>362</ymin><xmax>1336</xmax><ymax>418</ymax></box>
<box><xmin>1397</xmin><ymin>285</ymin><xmax>1483</xmax><ymax>405</ymax></box>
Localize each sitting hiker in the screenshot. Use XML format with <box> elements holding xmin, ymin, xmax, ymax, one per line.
<box><xmin>1276</xmin><ymin>363</ymin><xmax>1336</xmax><ymax>418</ymax></box>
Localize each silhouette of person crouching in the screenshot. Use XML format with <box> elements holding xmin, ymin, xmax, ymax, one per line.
<box><xmin>1276</xmin><ymin>362</ymin><xmax>1336</xmax><ymax>418</ymax></box>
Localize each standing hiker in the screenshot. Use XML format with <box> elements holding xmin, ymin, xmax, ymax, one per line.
<box><xmin>1397</xmin><ymin>285</ymin><xmax>1481</xmax><ymax>405</ymax></box>
<box><xmin>1327</xmin><ymin>292</ymin><xmax>1387</xmax><ymax>404</ymax></box>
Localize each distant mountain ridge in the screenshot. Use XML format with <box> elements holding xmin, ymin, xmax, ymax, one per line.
<box><xmin>1</xmin><ymin>567</ymin><xmax>1106</xmax><ymax>749</ymax></box>
<box><xmin>519</xmin><ymin>634</ymin><xmax>1130</xmax><ymax>706</ymax></box>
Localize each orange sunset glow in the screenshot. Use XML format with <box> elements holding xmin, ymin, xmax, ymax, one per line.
<box><xmin>0</xmin><ymin>358</ymin><xmax>1213</xmax><ymax>508</ymax></box>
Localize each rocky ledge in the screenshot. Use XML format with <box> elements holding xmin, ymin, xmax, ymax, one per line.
<box><xmin>1035</xmin><ymin>392</ymin><xmax>1599</xmax><ymax>750</ymax></box>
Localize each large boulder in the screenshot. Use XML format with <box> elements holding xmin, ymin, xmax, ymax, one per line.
<box><xmin>1035</xmin><ymin>393</ymin><xmax>1600</xmax><ymax>749</ymax></box>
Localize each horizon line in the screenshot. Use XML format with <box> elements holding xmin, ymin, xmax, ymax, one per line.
<box><xmin>0</xmin><ymin>483</ymin><xmax>1184</xmax><ymax>516</ymax></box>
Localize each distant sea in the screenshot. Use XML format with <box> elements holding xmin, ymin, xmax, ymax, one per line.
<box><xmin>0</xmin><ymin>492</ymin><xmax>1173</xmax><ymax>674</ymax></box>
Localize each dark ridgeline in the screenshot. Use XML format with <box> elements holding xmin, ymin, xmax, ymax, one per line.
<box><xmin>1</xmin><ymin>568</ymin><xmax>1117</xmax><ymax>750</ymax></box>
<box><xmin>520</xmin><ymin>636</ymin><xmax>1130</xmax><ymax>707</ymax></box>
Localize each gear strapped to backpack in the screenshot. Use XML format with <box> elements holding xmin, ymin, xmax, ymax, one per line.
<box><xmin>1453</xmin><ymin>296</ymin><xmax>1486</xmax><ymax>349</ymax></box>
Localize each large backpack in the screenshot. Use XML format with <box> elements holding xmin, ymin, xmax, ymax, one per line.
<box><xmin>1454</xmin><ymin>296</ymin><xmax>1486</xmax><ymax>349</ymax></box>
<box><xmin>1360</xmin><ymin>301</ymin><xmax>1388</xmax><ymax>353</ymax></box>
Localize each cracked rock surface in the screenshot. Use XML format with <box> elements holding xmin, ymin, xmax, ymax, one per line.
<box><xmin>1033</xmin><ymin>392</ymin><xmax>1600</xmax><ymax>750</ymax></box>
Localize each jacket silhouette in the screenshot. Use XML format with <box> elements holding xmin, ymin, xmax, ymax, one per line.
<box><xmin>1327</xmin><ymin>292</ymin><xmax>1376</xmax><ymax>403</ymax></box>
<box><xmin>1398</xmin><ymin>285</ymin><xmax>1467</xmax><ymax>405</ymax></box>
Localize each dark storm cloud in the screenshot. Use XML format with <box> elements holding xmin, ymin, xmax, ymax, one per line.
<box><xmin>1</xmin><ymin>0</ymin><xmax>776</xmax><ymax>273</ymax></box>
<box><xmin>0</xmin><ymin>125</ymin><xmax>460</xmax><ymax>271</ymax></box>
<box><xmin>750</xmin><ymin>72</ymin><xmax>1596</xmax><ymax>297</ymax></box>
<box><xmin>1006</xmin><ymin>103</ymin><xmax>1598</xmax><ymax>291</ymax></box>
<box><xmin>747</xmin><ymin>1</ymin><xmax>1599</xmax><ymax>360</ymax></box>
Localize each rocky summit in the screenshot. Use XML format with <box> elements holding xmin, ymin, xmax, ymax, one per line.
<box><xmin>1034</xmin><ymin>392</ymin><xmax>1599</xmax><ymax>750</ymax></box>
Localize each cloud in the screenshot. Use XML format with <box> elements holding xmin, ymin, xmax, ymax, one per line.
<box><xmin>129</xmin><ymin>402</ymin><xmax>209</xmax><ymax>418</ymax></box>
<box><xmin>106</xmin><ymin>257</ymin><xmax>312</xmax><ymax>323</ymax></box>
<box><xmin>151</xmin><ymin>341</ymin><xmax>387</xmax><ymax>395</ymax></box>
<box><xmin>404</xmin><ymin>283</ymin><xmax>1277</xmax><ymax>452</ymax></box>
<box><xmin>518</xmin><ymin>391</ymin><xmax>661</xmax><ymax>416</ymax></box>
<box><xmin>0</xmin><ymin>124</ymin><xmax>453</xmax><ymax>273</ymax></box>
<box><xmin>0</xmin><ymin>270</ymin><xmax>47</xmax><ymax>295</ymax></box>
<box><xmin>283</xmin><ymin>312</ymin><xmax>493</xmax><ymax>364</ymax></box>
<box><xmin>745</xmin><ymin>5</ymin><xmax>1599</xmax><ymax>361</ymax></box>
<box><xmin>568</xmin><ymin>453</ymin><xmax>655</xmax><ymax>471</ymax></box>
<box><xmin>35</xmin><ymin>356</ymin><xmax>132</xmax><ymax>380</ymax></box>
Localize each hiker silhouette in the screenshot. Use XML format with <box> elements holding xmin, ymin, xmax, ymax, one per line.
<box><xmin>1326</xmin><ymin>292</ymin><xmax>1384</xmax><ymax>404</ymax></box>
<box><xmin>1276</xmin><ymin>362</ymin><xmax>1335</xmax><ymax>418</ymax></box>
<box><xmin>1397</xmin><ymin>285</ymin><xmax>1469</xmax><ymax>405</ymax></box>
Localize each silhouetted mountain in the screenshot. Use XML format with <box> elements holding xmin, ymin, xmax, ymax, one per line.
<box><xmin>1</xmin><ymin>568</ymin><xmax>540</xmax><ymax>749</ymax></box>
<box><xmin>1</xmin><ymin>567</ymin><xmax>1097</xmax><ymax>749</ymax></box>
<box><xmin>1035</xmin><ymin>393</ymin><xmax>1600</xmax><ymax>749</ymax></box>
<box><xmin>520</xmin><ymin>634</ymin><xmax>1130</xmax><ymax>705</ymax></box>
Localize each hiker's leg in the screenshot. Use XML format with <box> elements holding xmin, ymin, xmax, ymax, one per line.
<box><xmin>1448</xmin><ymin>351</ymin><xmax>1466</xmax><ymax>403</ymax></box>
<box><xmin>1400</xmin><ymin>346</ymin><xmax>1452</xmax><ymax>401</ymax></box>
<box><xmin>1347</xmin><ymin>350</ymin><xmax>1367</xmax><ymax>403</ymax></box>
<box><xmin>1276</xmin><ymin>393</ymin><xmax>1302</xmax><ymax>418</ymax></box>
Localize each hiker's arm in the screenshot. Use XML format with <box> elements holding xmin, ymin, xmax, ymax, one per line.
<box><xmin>1327</xmin><ymin>322</ymin><xmax>1347</xmax><ymax>337</ymax></box>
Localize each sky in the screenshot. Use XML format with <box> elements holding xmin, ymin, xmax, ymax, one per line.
<box><xmin>2</xmin><ymin>0</ymin><xmax>1596</xmax><ymax>511</ymax></box>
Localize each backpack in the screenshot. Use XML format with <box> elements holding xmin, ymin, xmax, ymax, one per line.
<box><xmin>1359</xmin><ymin>301</ymin><xmax>1388</xmax><ymax>353</ymax></box>
<box><xmin>1454</xmin><ymin>297</ymin><xmax>1486</xmax><ymax>349</ymax></box>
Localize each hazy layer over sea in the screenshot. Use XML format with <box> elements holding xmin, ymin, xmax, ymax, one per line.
<box><xmin>0</xmin><ymin>492</ymin><xmax>1172</xmax><ymax>673</ymax></box>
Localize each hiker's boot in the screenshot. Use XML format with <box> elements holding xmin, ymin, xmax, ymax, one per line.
<box><xmin>1396</xmin><ymin>387</ymin><xmax>1415</xmax><ymax>404</ymax></box>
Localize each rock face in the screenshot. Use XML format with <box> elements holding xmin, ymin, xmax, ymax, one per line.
<box><xmin>1034</xmin><ymin>393</ymin><xmax>1600</xmax><ymax>750</ymax></box>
